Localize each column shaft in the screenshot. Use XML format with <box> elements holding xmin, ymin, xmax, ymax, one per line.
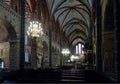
<box><xmin>20</xmin><ymin>0</ymin><xmax>25</xmax><ymax>70</ymax></box>
<box><xmin>96</xmin><ymin>0</ymin><xmax>103</xmax><ymax>72</ymax></box>
<box><xmin>114</xmin><ymin>0</ymin><xmax>120</xmax><ymax>81</ymax></box>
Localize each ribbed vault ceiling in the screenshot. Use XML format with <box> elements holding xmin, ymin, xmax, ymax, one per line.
<box><xmin>4</xmin><ymin>0</ymin><xmax>93</xmax><ymax>46</ymax></box>
<box><xmin>24</xmin><ymin>0</ymin><xmax>93</xmax><ymax>46</ymax></box>
<box><xmin>2</xmin><ymin>0</ymin><xmax>93</xmax><ymax>46</ymax></box>
<box><xmin>45</xmin><ymin>0</ymin><xmax>93</xmax><ymax>46</ymax></box>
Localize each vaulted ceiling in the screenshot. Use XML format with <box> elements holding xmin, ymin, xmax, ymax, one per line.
<box><xmin>25</xmin><ymin>0</ymin><xmax>93</xmax><ymax>46</ymax></box>
<box><xmin>45</xmin><ymin>0</ymin><xmax>93</xmax><ymax>46</ymax></box>
<box><xmin>2</xmin><ymin>0</ymin><xmax>94</xmax><ymax>47</ymax></box>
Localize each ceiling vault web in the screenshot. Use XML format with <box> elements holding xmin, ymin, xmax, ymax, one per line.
<box><xmin>45</xmin><ymin>0</ymin><xmax>93</xmax><ymax>46</ymax></box>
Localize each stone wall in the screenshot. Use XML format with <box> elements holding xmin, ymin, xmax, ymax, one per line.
<box><xmin>103</xmin><ymin>32</ymin><xmax>115</xmax><ymax>78</ymax></box>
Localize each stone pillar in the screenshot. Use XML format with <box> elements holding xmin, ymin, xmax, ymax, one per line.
<box><xmin>52</xmin><ymin>50</ymin><xmax>59</xmax><ymax>68</ymax></box>
<box><xmin>37</xmin><ymin>56</ymin><xmax>42</xmax><ymax>68</ymax></box>
<box><xmin>96</xmin><ymin>0</ymin><xmax>103</xmax><ymax>72</ymax></box>
<box><xmin>114</xmin><ymin>0</ymin><xmax>120</xmax><ymax>81</ymax></box>
<box><xmin>49</xmin><ymin>21</ymin><xmax>52</xmax><ymax>67</ymax></box>
<box><xmin>19</xmin><ymin>0</ymin><xmax>25</xmax><ymax>70</ymax></box>
<box><xmin>9</xmin><ymin>40</ymin><xmax>20</xmax><ymax>70</ymax></box>
<box><xmin>37</xmin><ymin>40</ymin><xmax>43</xmax><ymax>68</ymax></box>
<box><xmin>62</xmin><ymin>55</ymin><xmax>65</xmax><ymax>66</ymax></box>
<box><xmin>60</xmin><ymin>39</ymin><xmax>62</xmax><ymax>67</ymax></box>
<box><xmin>31</xmin><ymin>37</ymin><xmax>37</xmax><ymax>69</ymax></box>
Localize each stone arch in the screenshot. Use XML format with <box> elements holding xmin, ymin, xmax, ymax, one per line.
<box><xmin>0</xmin><ymin>17</ymin><xmax>19</xmax><ymax>70</ymax></box>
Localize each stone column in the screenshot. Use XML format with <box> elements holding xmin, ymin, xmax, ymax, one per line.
<box><xmin>37</xmin><ymin>56</ymin><xmax>42</xmax><ymax>68</ymax></box>
<box><xmin>31</xmin><ymin>37</ymin><xmax>37</xmax><ymax>69</ymax></box>
<box><xmin>19</xmin><ymin>0</ymin><xmax>25</xmax><ymax>70</ymax></box>
<box><xmin>96</xmin><ymin>0</ymin><xmax>103</xmax><ymax>72</ymax></box>
<box><xmin>114</xmin><ymin>0</ymin><xmax>120</xmax><ymax>81</ymax></box>
<box><xmin>9</xmin><ymin>40</ymin><xmax>20</xmax><ymax>70</ymax></box>
<box><xmin>37</xmin><ymin>40</ymin><xmax>43</xmax><ymax>68</ymax></box>
<box><xmin>60</xmin><ymin>39</ymin><xmax>62</xmax><ymax>67</ymax></box>
<box><xmin>49</xmin><ymin>21</ymin><xmax>52</xmax><ymax>67</ymax></box>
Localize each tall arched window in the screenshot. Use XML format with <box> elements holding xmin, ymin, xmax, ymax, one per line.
<box><xmin>0</xmin><ymin>59</ymin><xmax>4</xmax><ymax>68</ymax></box>
<box><xmin>25</xmin><ymin>50</ymin><xmax>29</xmax><ymax>62</ymax></box>
<box><xmin>75</xmin><ymin>43</ymin><xmax>84</xmax><ymax>55</ymax></box>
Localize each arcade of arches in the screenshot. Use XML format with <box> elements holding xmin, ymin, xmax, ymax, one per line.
<box><xmin>0</xmin><ymin>0</ymin><xmax>120</xmax><ymax>82</ymax></box>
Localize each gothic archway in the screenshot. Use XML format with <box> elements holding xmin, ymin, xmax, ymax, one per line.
<box><xmin>0</xmin><ymin>17</ymin><xmax>19</xmax><ymax>70</ymax></box>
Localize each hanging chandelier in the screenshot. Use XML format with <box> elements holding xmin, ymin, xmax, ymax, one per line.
<box><xmin>62</xmin><ymin>48</ymin><xmax>70</xmax><ymax>56</ymax></box>
<box><xmin>27</xmin><ymin>21</ymin><xmax>43</xmax><ymax>37</ymax></box>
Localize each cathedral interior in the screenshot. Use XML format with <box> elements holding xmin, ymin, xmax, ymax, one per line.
<box><xmin>0</xmin><ymin>0</ymin><xmax>120</xmax><ymax>83</ymax></box>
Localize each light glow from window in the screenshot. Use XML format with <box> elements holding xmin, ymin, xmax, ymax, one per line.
<box><xmin>76</xmin><ymin>45</ymin><xmax>78</xmax><ymax>54</ymax></box>
<box><xmin>75</xmin><ymin>43</ymin><xmax>84</xmax><ymax>54</ymax></box>
<box><xmin>25</xmin><ymin>50</ymin><xmax>29</xmax><ymax>62</ymax></box>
